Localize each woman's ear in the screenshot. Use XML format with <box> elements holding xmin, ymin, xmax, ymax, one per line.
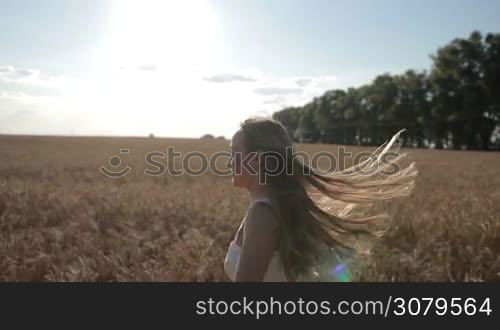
<box><xmin>247</xmin><ymin>149</ymin><xmax>262</xmax><ymax>175</ymax></box>
<box><xmin>254</xmin><ymin>149</ymin><xmax>264</xmax><ymax>167</ymax></box>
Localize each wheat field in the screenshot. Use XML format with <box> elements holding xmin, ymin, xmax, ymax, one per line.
<box><xmin>0</xmin><ymin>134</ymin><xmax>499</xmax><ymax>281</ymax></box>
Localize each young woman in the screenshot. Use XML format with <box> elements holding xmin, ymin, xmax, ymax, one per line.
<box><xmin>224</xmin><ymin>116</ymin><xmax>417</xmax><ymax>282</ymax></box>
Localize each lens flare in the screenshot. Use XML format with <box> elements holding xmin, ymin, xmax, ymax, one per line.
<box><xmin>328</xmin><ymin>262</ymin><xmax>352</xmax><ymax>282</ymax></box>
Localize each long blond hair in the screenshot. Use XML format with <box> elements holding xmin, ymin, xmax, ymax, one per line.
<box><xmin>239</xmin><ymin>116</ymin><xmax>418</xmax><ymax>281</ymax></box>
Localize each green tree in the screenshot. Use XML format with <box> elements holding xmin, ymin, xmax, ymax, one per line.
<box><xmin>429</xmin><ymin>31</ymin><xmax>497</xmax><ymax>149</ymax></box>
<box><xmin>273</xmin><ymin>30</ymin><xmax>500</xmax><ymax>151</ymax></box>
<box><xmin>273</xmin><ymin>106</ymin><xmax>301</xmax><ymax>141</ymax></box>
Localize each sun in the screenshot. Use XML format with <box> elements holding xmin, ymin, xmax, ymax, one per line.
<box><xmin>75</xmin><ymin>0</ymin><xmax>230</xmax><ymax>137</ymax></box>
<box><xmin>106</xmin><ymin>0</ymin><xmax>221</xmax><ymax>71</ymax></box>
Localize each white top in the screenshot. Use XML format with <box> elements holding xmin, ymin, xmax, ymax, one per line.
<box><xmin>223</xmin><ymin>197</ymin><xmax>354</xmax><ymax>282</ymax></box>
<box><xmin>224</xmin><ymin>240</ymin><xmax>289</xmax><ymax>282</ymax></box>
<box><xmin>223</xmin><ymin>197</ymin><xmax>289</xmax><ymax>282</ymax></box>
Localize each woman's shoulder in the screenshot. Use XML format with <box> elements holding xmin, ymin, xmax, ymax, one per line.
<box><xmin>245</xmin><ymin>198</ymin><xmax>280</xmax><ymax>232</ymax></box>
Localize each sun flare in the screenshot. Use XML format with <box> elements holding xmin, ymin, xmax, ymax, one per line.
<box><xmin>107</xmin><ymin>0</ymin><xmax>221</xmax><ymax>71</ymax></box>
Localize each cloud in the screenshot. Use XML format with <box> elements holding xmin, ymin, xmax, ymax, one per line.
<box><xmin>253</xmin><ymin>86</ymin><xmax>303</xmax><ymax>95</ymax></box>
<box><xmin>252</xmin><ymin>75</ymin><xmax>336</xmax><ymax>98</ymax></box>
<box><xmin>293</xmin><ymin>75</ymin><xmax>337</xmax><ymax>88</ymax></box>
<box><xmin>0</xmin><ymin>65</ymin><xmax>39</xmax><ymax>81</ymax></box>
<box><xmin>138</xmin><ymin>64</ymin><xmax>158</xmax><ymax>71</ymax></box>
<box><xmin>0</xmin><ymin>91</ymin><xmax>67</xmax><ymax>109</ymax></box>
<box><xmin>295</xmin><ymin>78</ymin><xmax>313</xmax><ymax>87</ymax></box>
<box><xmin>263</xmin><ymin>96</ymin><xmax>286</xmax><ymax>105</ymax></box>
<box><xmin>251</xmin><ymin>75</ymin><xmax>340</xmax><ymax>114</ymax></box>
<box><xmin>0</xmin><ymin>63</ymin><xmax>344</xmax><ymax>137</ymax></box>
<box><xmin>203</xmin><ymin>73</ymin><xmax>257</xmax><ymax>83</ymax></box>
<box><xmin>0</xmin><ymin>65</ymin><xmax>82</xmax><ymax>92</ymax></box>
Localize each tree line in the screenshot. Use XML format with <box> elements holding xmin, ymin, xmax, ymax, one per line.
<box><xmin>272</xmin><ymin>31</ymin><xmax>500</xmax><ymax>150</ymax></box>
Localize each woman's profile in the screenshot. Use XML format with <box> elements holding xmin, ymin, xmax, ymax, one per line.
<box><xmin>224</xmin><ymin>116</ymin><xmax>417</xmax><ymax>282</ymax></box>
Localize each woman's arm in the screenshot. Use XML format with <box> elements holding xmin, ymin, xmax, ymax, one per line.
<box><xmin>234</xmin><ymin>201</ymin><xmax>279</xmax><ymax>282</ymax></box>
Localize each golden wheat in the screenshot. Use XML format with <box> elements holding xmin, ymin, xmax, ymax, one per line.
<box><xmin>0</xmin><ymin>135</ymin><xmax>499</xmax><ymax>281</ymax></box>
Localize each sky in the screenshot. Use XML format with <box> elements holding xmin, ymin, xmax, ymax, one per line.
<box><xmin>1</xmin><ymin>0</ymin><xmax>499</xmax><ymax>138</ymax></box>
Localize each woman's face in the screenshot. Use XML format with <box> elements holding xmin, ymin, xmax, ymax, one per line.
<box><xmin>229</xmin><ymin>129</ymin><xmax>259</xmax><ymax>188</ymax></box>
